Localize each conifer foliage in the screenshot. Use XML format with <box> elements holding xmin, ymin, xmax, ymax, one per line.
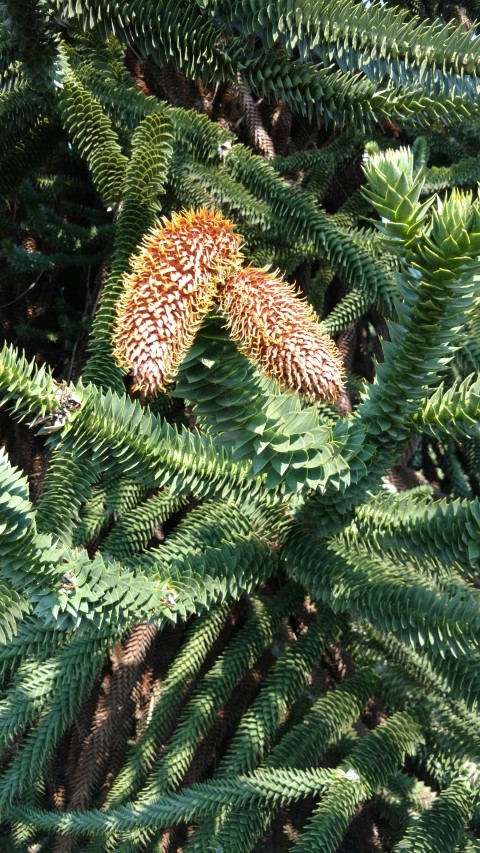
<box><xmin>1</xmin><ymin>1</ymin><xmax>480</xmax><ymax>850</ymax></box>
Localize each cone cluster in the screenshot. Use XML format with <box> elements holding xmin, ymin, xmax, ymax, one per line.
<box><xmin>113</xmin><ymin>209</ymin><xmax>344</xmax><ymax>402</ymax></box>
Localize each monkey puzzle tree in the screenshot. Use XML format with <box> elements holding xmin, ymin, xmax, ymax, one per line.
<box><xmin>0</xmin><ymin>1</ymin><xmax>480</xmax><ymax>850</ymax></box>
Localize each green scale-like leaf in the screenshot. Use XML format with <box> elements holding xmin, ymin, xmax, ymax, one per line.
<box><xmin>350</xmin><ymin>490</ymin><xmax>480</xmax><ymax>571</ymax></box>
<box><xmin>204</xmin><ymin>0</ymin><xmax>480</xmax><ymax>96</ymax></box>
<box><xmin>175</xmin><ymin>319</ymin><xmax>373</xmax><ymax>496</ymax></box>
<box><xmin>284</xmin><ymin>527</ymin><xmax>480</xmax><ymax>657</ymax></box>
<box><xmin>56</xmin><ymin>69</ymin><xmax>128</xmax><ymax>209</ymax></box>
<box><xmin>107</xmin><ymin>587</ymin><xmax>306</xmax><ymax>851</ymax></box>
<box><xmin>190</xmin><ymin>665</ymin><xmax>378</xmax><ymax>849</ymax></box>
<box><xmin>83</xmin><ymin>109</ymin><xmax>174</xmax><ymax>390</ymax></box>
<box><xmin>393</xmin><ymin>777</ymin><xmax>473</xmax><ymax>853</ymax></box>
<box><xmin>413</xmin><ymin>374</ymin><xmax>480</xmax><ymax>441</ymax></box>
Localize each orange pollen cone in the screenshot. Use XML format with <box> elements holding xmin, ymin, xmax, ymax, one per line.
<box><xmin>218</xmin><ymin>266</ymin><xmax>345</xmax><ymax>402</ymax></box>
<box><xmin>113</xmin><ymin>209</ymin><xmax>241</xmax><ymax>394</ymax></box>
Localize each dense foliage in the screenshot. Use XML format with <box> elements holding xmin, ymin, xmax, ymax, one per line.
<box><xmin>1</xmin><ymin>0</ymin><xmax>480</xmax><ymax>850</ymax></box>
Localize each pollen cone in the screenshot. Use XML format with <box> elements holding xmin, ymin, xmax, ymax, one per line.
<box><xmin>113</xmin><ymin>209</ymin><xmax>241</xmax><ymax>394</ymax></box>
<box><xmin>218</xmin><ymin>266</ymin><xmax>345</xmax><ymax>402</ymax></box>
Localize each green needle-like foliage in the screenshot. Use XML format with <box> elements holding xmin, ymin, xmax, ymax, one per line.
<box><xmin>1</xmin><ymin>2</ymin><xmax>480</xmax><ymax>850</ymax></box>
<box><xmin>83</xmin><ymin>109</ymin><xmax>174</xmax><ymax>389</ymax></box>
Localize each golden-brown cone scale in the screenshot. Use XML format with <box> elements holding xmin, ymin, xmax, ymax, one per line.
<box><xmin>113</xmin><ymin>208</ymin><xmax>344</xmax><ymax>403</ymax></box>
<box><xmin>218</xmin><ymin>265</ymin><xmax>345</xmax><ymax>402</ymax></box>
<box><xmin>113</xmin><ymin>209</ymin><xmax>241</xmax><ymax>395</ymax></box>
